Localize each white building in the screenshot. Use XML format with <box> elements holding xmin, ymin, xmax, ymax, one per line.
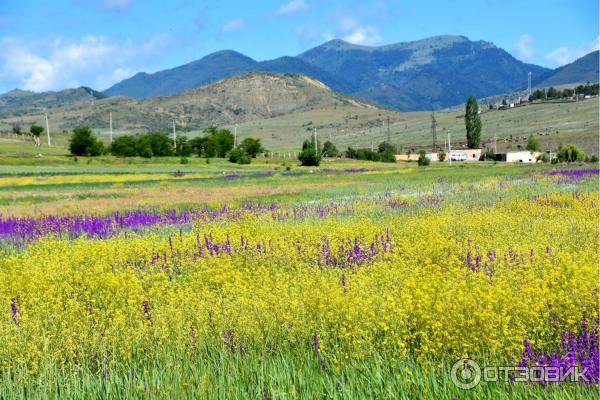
<box><xmin>501</xmin><ymin>151</ymin><xmax>541</xmax><ymax>163</ymax></box>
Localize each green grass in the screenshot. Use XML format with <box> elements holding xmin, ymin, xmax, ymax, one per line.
<box><xmin>0</xmin><ymin>346</ymin><xmax>594</xmax><ymax>399</ymax></box>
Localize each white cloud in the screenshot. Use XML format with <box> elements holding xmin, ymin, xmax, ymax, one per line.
<box><xmin>545</xmin><ymin>37</ymin><xmax>600</xmax><ymax>67</ymax></box>
<box><xmin>0</xmin><ymin>35</ymin><xmax>174</xmax><ymax>92</ymax></box>
<box><xmin>343</xmin><ymin>27</ymin><xmax>382</xmax><ymax>46</ymax></box>
<box><xmin>276</xmin><ymin>0</ymin><xmax>308</xmax><ymax>16</ymax></box>
<box><xmin>220</xmin><ymin>18</ymin><xmax>246</xmax><ymax>33</ymax></box>
<box><xmin>314</xmin><ymin>9</ymin><xmax>383</xmax><ymax>46</ymax></box>
<box><xmin>513</xmin><ymin>34</ymin><xmax>535</xmax><ymax>61</ymax></box>
<box><xmin>104</xmin><ymin>0</ymin><xmax>134</xmax><ymax>11</ymax></box>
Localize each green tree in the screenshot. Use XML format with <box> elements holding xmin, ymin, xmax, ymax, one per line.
<box><xmin>557</xmin><ymin>144</ymin><xmax>586</xmax><ymax>163</ymax></box>
<box><xmin>202</xmin><ymin>127</ymin><xmax>234</xmax><ymax>158</ymax></box>
<box><xmin>175</xmin><ymin>136</ymin><xmax>193</xmax><ymax>157</ymax></box>
<box><xmin>143</xmin><ymin>133</ymin><xmax>173</xmax><ymax>157</ymax></box>
<box><xmin>464</xmin><ymin>97</ymin><xmax>482</xmax><ymax>149</ymax></box>
<box><xmin>110</xmin><ymin>136</ymin><xmax>138</xmax><ymax>157</ymax></box>
<box><xmin>322</xmin><ymin>140</ymin><xmax>338</xmax><ymax>157</ymax></box>
<box><xmin>69</xmin><ymin>126</ymin><xmax>105</xmax><ymax>156</ymax></box>
<box><xmin>298</xmin><ymin>148</ymin><xmax>321</xmax><ymax>166</ymax></box>
<box><xmin>239</xmin><ymin>137</ymin><xmax>264</xmax><ymax>158</ymax></box>
<box><xmin>30</xmin><ymin>125</ymin><xmax>44</xmax><ymax>146</ymax></box>
<box><xmin>378</xmin><ymin>142</ymin><xmax>397</xmax><ymax>163</ymax></box>
<box><xmin>417</xmin><ymin>150</ymin><xmax>430</xmax><ymax>166</ymax></box>
<box><xmin>526</xmin><ymin>135</ymin><xmax>540</xmax><ymax>152</ymax></box>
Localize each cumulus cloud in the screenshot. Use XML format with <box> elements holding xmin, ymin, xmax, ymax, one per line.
<box><xmin>276</xmin><ymin>0</ymin><xmax>308</xmax><ymax>16</ymax></box>
<box><xmin>220</xmin><ymin>18</ymin><xmax>246</xmax><ymax>33</ymax></box>
<box><xmin>545</xmin><ymin>37</ymin><xmax>600</xmax><ymax>67</ymax></box>
<box><xmin>513</xmin><ymin>34</ymin><xmax>535</xmax><ymax>61</ymax></box>
<box><xmin>318</xmin><ymin>10</ymin><xmax>383</xmax><ymax>46</ymax></box>
<box><xmin>0</xmin><ymin>34</ymin><xmax>174</xmax><ymax>92</ymax></box>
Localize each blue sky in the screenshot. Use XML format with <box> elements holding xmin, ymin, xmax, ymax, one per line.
<box><xmin>0</xmin><ymin>0</ymin><xmax>597</xmax><ymax>93</ymax></box>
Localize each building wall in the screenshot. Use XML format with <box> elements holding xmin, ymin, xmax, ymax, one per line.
<box><xmin>505</xmin><ymin>151</ymin><xmax>541</xmax><ymax>163</ymax></box>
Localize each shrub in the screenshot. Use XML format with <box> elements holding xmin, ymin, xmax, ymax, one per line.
<box><xmin>110</xmin><ymin>136</ymin><xmax>138</xmax><ymax>157</ymax></box>
<box><xmin>557</xmin><ymin>144</ymin><xmax>586</xmax><ymax>163</ymax></box>
<box><xmin>298</xmin><ymin>148</ymin><xmax>321</xmax><ymax>166</ymax></box>
<box><xmin>590</xmin><ymin>155</ymin><xmax>599</xmax><ymax>163</ymax></box>
<box><xmin>417</xmin><ymin>150</ymin><xmax>430</xmax><ymax>166</ymax></box>
<box><xmin>229</xmin><ymin>148</ymin><xmax>244</xmax><ymax>164</ymax></box>
<box><xmin>438</xmin><ymin>152</ymin><xmax>446</xmax><ymax>162</ymax></box>
<box><xmin>322</xmin><ymin>140</ymin><xmax>339</xmax><ymax>157</ymax></box>
<box><xmin>239</xmin><ymin>138</ymin><xmax>264</xmax><ymax>158</ymax></box>
<box><xmin>526</xmin><ymin>135</ymin><xmax>540</xmax><ymax>152</ymax></box>
<box><xmin>69</xmin><ymin>127</ymin><xmax>105</xmax><ymax>156</ymax></box>
<box><xmin>536</xmin><ymin>153</ymin><xmax>550</xmax><ymax>163</ymax></box>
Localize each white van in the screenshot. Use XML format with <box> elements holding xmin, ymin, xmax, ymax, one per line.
<box><xmin>450</xmin><ymin>152</ymin><xmax>467</xmax><ymax>161</ymax></box>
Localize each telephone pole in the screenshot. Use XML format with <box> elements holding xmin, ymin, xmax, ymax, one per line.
<box><xmin>447</xmin><ymin>130</ymin><xmax>452</xmax><ymax>165</ymax></box>
<box><xmin>387</xmin><ymin>116</ymin><xmax>391</xmax><ymax>143</ymax></box>
<box><xmin>430</xmin><ymin>110</ymin><xmax>437</xmax><ymax>151</ymax></box>
<box><xmin>45</xmin><ymin>113</ymin><xmax>51</xmax><ymax>146</ymax></box>
<box><xmin>109</xmin><ymin>112</ymin><xmax>113</xmax><ymax>143</ymax></box>
<box><xmin>527</xmin><ymin>72</ymin><xmax>532</xmax><ymax>99</ymax></box>
<box><xmin>172</xmin><ymin>120</ymin><xmax>177</xmax><ymax>150</ymax></box>
<box><xmin>234</xmin><ymin>125</ymin><xmax>238</xmax><ymax>147</ymax></box>
<box><xmin>314</xmin><ymin>128</ymin><xmax>317</xmax><ymax>153</ymax></box>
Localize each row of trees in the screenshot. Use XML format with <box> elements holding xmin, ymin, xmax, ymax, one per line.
<box><xmin>68</xmin><ymin>126</ymin><xmax>266</xmax><ymax>164</ymax></box>
<box><xmin>529</xmin><ymin>83</ymin><xmax>599</xmax><ymax>101</ymax></box>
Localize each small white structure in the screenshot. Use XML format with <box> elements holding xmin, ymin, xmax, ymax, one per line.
<box><xmin>450</xmin><ymin>152</ymin><xmax>468</xmax><ymax>161</ymax></box>
<box><xmin>505</xmin><ymin>151</ymin><xmax>541</xmax><ymax>163</ymax></box>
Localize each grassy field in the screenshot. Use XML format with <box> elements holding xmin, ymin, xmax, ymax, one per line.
<box><xmin>2</xmin><ymin>97</ymin><xmax>598</xmax><ymax>155</ymax></box>
<box><xmin>0</xmin><ymin>154</ymin><xmax>598</xmax><ymax>398</ymax></box>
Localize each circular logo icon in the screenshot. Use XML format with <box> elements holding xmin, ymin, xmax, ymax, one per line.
<box><xmin>450</xmin><ymin>358</ymin><xmax>481</xmax><ymax>390</ymax></box>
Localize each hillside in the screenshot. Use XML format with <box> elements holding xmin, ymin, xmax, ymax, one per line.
<box><xmin>297</xmin><ymin>36</ymin><xmax>550</xmax><ymax>110</ymax></box>
<box><xmin>102</xmin><ymin>35</ymin><xmax>552</xmax><ymax>111</ymax></box>
<box><xmin>1</xmin><ymin>73</ymin><xmax>381</xmax><ymax>134</ymax></box>
<box><xmin>0</xmin><ymin>87</ymin><xmax>106</xmax><ymax>118</ymax></box>
<box><xmin>536</xmin><ymin>51</ymin><xmax>599</xmax><ymax>87</ymax></box>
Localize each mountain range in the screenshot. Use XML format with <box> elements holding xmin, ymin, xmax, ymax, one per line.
<box><xmin>101</xmin><ymin>35</ymin><xmax>597</xmax><ymax>111</ymax></box>
<box><xmin>0</xmin><ymin>87</ymin><xmax>106</xmax><ymax>118</ymax></box>
<box><xmin>1</xmin><ymin>35</ymin><xmax>598</xmax><ymax>118</ymax></box>
<box><xmin>1</xmin><ymin>73</ymin><xmax>380</xmax><ymax>133</ymax></box>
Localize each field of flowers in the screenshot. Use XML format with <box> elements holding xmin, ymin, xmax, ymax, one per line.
<box><xmin>0</xmin><ymin>161</ymin><xmax>598</xmax><ymax>399</ymax></box>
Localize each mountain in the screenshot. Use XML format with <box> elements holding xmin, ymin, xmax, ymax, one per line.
<box><xmin>297</xmin><ymin>36</ymin><xmax>550</xmax><ymax>110</ymax></box>
<box><xmin>3</xmin><ymin>73</ymin><xmax>379</xmax><ymax>133</ymax></box>
<box><xmin>103</xmin><ymin>35</ymin><xmax>552</xmax><ymax>111</ymax></box>
<box><xmin>536</xmin><ymin>51</ymin><xmax>599</xmax><ymax>87</ymax></box>
<box><xmin>0</xmin><ymin>87</ymin><xmax>106</xmax><ymax>118</ymax></box>
<box><xmin>103</xmin><ymin>51</ymin><xmax>353</xmax><ymax>98</ymax></box>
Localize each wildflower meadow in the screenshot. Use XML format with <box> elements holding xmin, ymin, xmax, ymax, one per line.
<box><xmin>0</xmin><ymin>160</ymin><xmax>597</xmax><ymax>399</ymax></box>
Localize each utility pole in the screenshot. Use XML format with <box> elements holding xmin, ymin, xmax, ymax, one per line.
<box><xmin>172</xmin><ymin>120</ymin><xmax>177</xmax><ymax>150</ymax></box>
<box><xmin>527</xmin><ymin>72</ymin><xmax>532</xmax><ymax>99</ymax></box>
<box><xmin>109</xmin><ymin>112</ymin><xmax>113</xmax><ymax>143</ymax></box>
<box><xmin>447</xmin><ymin>130</ymin><xmax>452</xmax><ymax>165</ymax></box>
<box><xmin>45</xmin><ymin>113</ymin><xmax>51</xmax><ymax>146</ymax></box>
<box><xmin>493</xmin><ymin>132</ymin><xmax>497</xmax><ymax>154</ymax></box>
<box><xmin>387</xmin><ymin>116</ymin><xmax>391</xmax><ymax>143</ymax></box>
<box><xmin>314</xmin><ymin>128</ymin><xmax>317</xmax><ymax>153</ymax></box>
<box><xmin>430</xmin><ymin>110</ymin><xmax>437</xmax><ymax>151</ymax></box>
<box><xmin>234</xmin><ymin>125</ymin><xmax>238</xmax><ymax>147</ymax></box>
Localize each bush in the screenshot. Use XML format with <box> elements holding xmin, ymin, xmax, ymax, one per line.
<box><xmin>110</xmin><ymin>136</ymin><xmax>138</xmax><ymax>157</ymax></box>
<box><xmin>438</xmin><ymin>152</ymin><xmax>446</xmax><ymax>162</ymax></box>
<box><xmin>417</xmin><ymin>150</ymin><xmax>430</xmax><ymax>166</ymax></box>
<box><xmin>69</xmin><ymin>127</ymin><xmax>105</xmax><ymax>156</ymax></box>
<box><xmin>229</xmin><ymin>148</ymin><xmax>246</xmax><ymax>164</ymax></box>
<box><xmin>589</xmin><ymin>155</ymin><xmax>599</xmax><ymax>163</ymax></box>
<box><xmin>322</xmin><ymin>141</ymin><xmax>338</xmax><ymax>157</ymax></box>
<box><xmin>180</xmin><ymin>157</ymin><xmax>189</xmax><ymax>164</ymax></box>
<box><xmin>298</xmin><ymin>148</ymin><xmax>321</xmax><ymax>166</ymax></box>
<box><xmin>557</xmin><ymin>144</ymin><xmax>586</xmax><ymax>163</ymax></box>
<box><xmin>526</xmin><ymin>135</ymin><xmax>540</xmax><ymax>152</ymax></box>
<box><xmin>536</xmin><ymin>153</ymin><xmax>550</xmax><ymax>163</ymax></box>
<box><xmin>239</xmin><ymin>138</ymin><xmax>264</xmax><ymax>158</ymax></box>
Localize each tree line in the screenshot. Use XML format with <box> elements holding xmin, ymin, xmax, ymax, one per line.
<box><xmin>529</xmin><ymin>83</ymin><xmax>599</xmax><ymax>101</ymax></box>
<box><xmin>68</xmin><ymin>126</ymin><xmax>264</xmax><ymax>164</ymax></box>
